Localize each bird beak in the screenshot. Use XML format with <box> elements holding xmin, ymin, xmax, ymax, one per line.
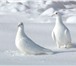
<box><xmin>51</xmin><ymin>14</ymin><xmax>54</xmax><ymax>17</ymax></box>
<box><xmin>18</xmin><ymin>24</ymin><xmax>20</xmax><ymax>27</ymax></box>
<box><xmin>51</xmin><ymin>13</ymin><xmax>56</xmax><ymax>17</ymax></box>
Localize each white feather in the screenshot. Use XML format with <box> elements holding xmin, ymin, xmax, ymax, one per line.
<box><xmin>51</xmin><ymin>11</ymin><xmax>72</xmax><ymax>48</ymax></box>
<box><xmin>15</xmin><ymin>22</ymin><xmax>53</xmax><ymax>55</ymax></box>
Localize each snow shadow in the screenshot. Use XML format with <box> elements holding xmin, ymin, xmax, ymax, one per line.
<box><xmin>53</xmin><ymin>43</ymin><xmax>76</xmax><ymax>54</ymax></box>
<box><xmin>54</xmin><ymin>50</ymin><xmax>76</xmax><ymax>54</ymax></box>
<box><xmin>71</xmin><ymin>43</ymin><xmax>76</xmax><ymax>48</ymax></box>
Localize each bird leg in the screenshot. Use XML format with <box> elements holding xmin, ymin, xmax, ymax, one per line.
<box><xmin>56</xmin><ymin>42</ymin><xmax>61</xmax><ymax>48</ymax></box>
<box><xmin>56</xmin><ymin>42</ymin><xmax>67</xmax><ymax>48</ymax></box>
<box><xmin>59</xmin><ymin>43</ymin><xmax>71</xmax><ymax>48</ymax></box>
<box><xmin>62</xmin><ymin>42</ymin><xmax>72</xmax><ymax>48</ymax></box>
<box><xmin>66</xmin><ymin>43</ymin><xmax>72</xmax><ymax>48</ymax></box>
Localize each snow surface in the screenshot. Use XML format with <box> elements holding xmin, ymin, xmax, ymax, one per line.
<box><xmin>66</xmin><ymin>16</ymin><xmax>76</xmax><ymax>23</ymax></box>
<box><xmin>0</xmin><ymin>23</ymin><xmax>76</xmax><ymax>65</ymax></box>
<box><xmin>0</xmin><ymin>0</ymin><xmax>76</xmax><ymax>65</ymax></box>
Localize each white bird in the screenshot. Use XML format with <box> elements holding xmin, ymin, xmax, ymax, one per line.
<box><xmin>15</xmin><ymin>22</ymin><xmax>53</xmax><ymax>55</ymax></box>
<box><xmin>51</xmin><ymin>11</ymin><xmax>72</xmax><ymax>48</ymax></box>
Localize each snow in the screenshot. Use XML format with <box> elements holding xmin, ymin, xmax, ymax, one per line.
<box><xmin>0</xmin><ymin>0</ymin><xmax>76</xmax><ymax>65</ymax></box>
<box><xmin>40</xmin><ymin>8</ymin><xmax>55</xmax><ymax>16</ymax></box>
<box><xmin>0</xmin><ymin>23</ymin><xmax>76</xmax><ymax>65</ymax></box>
<box><xmin>66</xmin><ymin>16</ymin><xmax>76</xmax><ymax>24</ymax></box>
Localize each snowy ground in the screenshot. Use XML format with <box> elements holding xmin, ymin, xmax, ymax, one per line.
<box><xmin>0</xmin><ymin>22</ymin><xmax>76</xmax><ymax>65</ymax></box>
<box><xmin>0</xmin><ymin>0</ymin><xmax>76</xmax><ymax>65</ymax></box>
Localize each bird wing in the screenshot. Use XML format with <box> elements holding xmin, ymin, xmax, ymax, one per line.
<box><xmin>21</xmin><ymin>36</ymin><xmax>52</xmax><ymax>53</ymax></box>
<box><xmin>64</xmin><ymin>29</ymin><xmax>71</xmax><ymax>42</ymax></box>
<box><xmin>52</xmin><ymin>31</ymin><xmax>56</xmax><ymax>41</ymax></box>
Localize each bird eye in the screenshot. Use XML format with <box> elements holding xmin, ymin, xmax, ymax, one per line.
<box><xmin>56</xmin><ymin>12</ymin><xmax>57</xmax><ymax>14</ymax></box>
<box><xmin>18</xmin><ymin>22</ymin><xmax>23</xmax><ymax>27</ymax></box>
<box><xmin>20</xmin><ymin>22</ymin><xmax>23</xmax><ymax>25</ymax></box>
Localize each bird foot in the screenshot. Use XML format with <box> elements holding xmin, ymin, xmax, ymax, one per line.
<box><xmin>57</xmin><ymin>44</ymin><xmax>72</xmax><ymax>49</ymax></box>
<box><xmin>66</xmin><ymin>44</ymin><xmax>72</xmax><ymax>48</ymax></box>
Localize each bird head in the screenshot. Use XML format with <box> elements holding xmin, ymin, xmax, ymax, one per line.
<box><xmin>51</xmin><ymin>11</ymin><xmax>63</xmax><ymax>17</ymax></box>
<box><xmin>18</xmin><ymin>22</ymin><xmax>24</xmax><ymax>28</ymax></box>
<box><xmin>51</xmin><ymin>11</ymin><xmax>59</xmax><ymax>16</ymax></box>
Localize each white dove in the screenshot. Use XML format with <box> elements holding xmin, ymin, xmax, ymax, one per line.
<box><xmin>15</xmin><ymin>22</ymin><xmax>53</xmax><ymax>55</ymax></box>
<box><xmin>51</xmin><ymin>11</ymin><xmax>72</xmax><ymax>48</ymax></box>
